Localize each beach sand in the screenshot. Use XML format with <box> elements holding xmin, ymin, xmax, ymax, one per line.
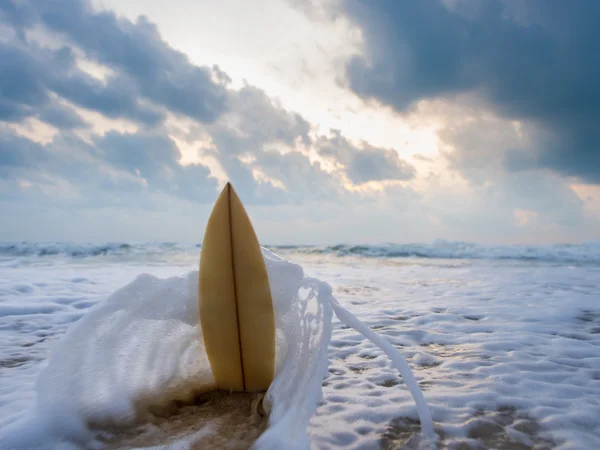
<box><xmin>98</xmin><ymin>392</ymin><xmax>269</xmax><ymax>450</ymax></box>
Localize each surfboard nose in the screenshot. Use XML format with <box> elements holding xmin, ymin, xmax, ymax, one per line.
<box><xmin>199</xmin><ymin>183</ymin><xmax>276</xmax><ymax>392</ymax></box>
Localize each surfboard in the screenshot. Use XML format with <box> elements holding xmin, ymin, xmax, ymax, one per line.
<box><xmin>199</xmin><ymin>183</ymin><xmax>275</xmax><ymax>392</ymax></box>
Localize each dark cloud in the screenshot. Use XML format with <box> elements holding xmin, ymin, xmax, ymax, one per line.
<box><xmin>339</xmin><ymin>0</ymin><xmax>600</xmax><ymax>183</ymax></box>
<box><xmin>94</xmin><ymin>130</ymin><xmax>218</xmax><ymax>203</ymax></box>
<box><xmin>317</xmin><ymin>130</ymin><xmax>415</xmax><ymax>184</ymax></box>
<box><xmin>37</xmin><ymin>103</ymin><xmax>88</xmax><ymax>129</ymax></box>
<box><xmin>0</xmin><ymin>41</ymin><xmax>49</xmax><ymax>121</ymax></box>
<box><xmin>0</xmin><ymin>0</ymin><xmax>230</xmax><ymax>129</ymax></box>
<box><xmin>0</xmin><ymin>128</ymin><xmax>46</xmax><ymax>170</ymax></box>
<box><xmin>259</xmin><ymin>149</ymin><xmax>345</xmax><ymax>202</ymax></box>
<box><xmin>0</xmin><ymin>72</ymin><xmax>354</xmax><ymax>209</ymax></box>
<box><xmin>200</xmin><ymin>85</ymin><xmax>413</xmax><ymax>199</ymax></box>
<box><xmin>97</xmin><ymin>131</ymin><xmax>178</xmax><ymax>173</ymax></box>
<box><xmin>50</xmin><ymin>68</ymin><xmax>165</xmax><ymax>126</ymax></box>
<box><xmin>199</xmin><ymin>85</ymin><xmax>331</xmax><ymax>204</ymax></box>
<box><xmin>0</xmin><ymin>0</ymin><xmax>36</xmax><ymax>39</ymax></box>
<box><xmin>0</xmin><ymin>99</ymin><xmax>31</xmax><ymax>122</ymax></box>
<box><xmin>34</xmin><ymin>0</ymin><xmax>229</xmax><ymax>122</ymax></box>
<box><xmin>438</xmin><ymin>106</ymin><xmax>527</xmax><ymax>186</ymax></box>
<box><xmin>0</xmin><ymin>0</ymin><xmax>345</xmax><ymax>207</ymax></box>
<box><xmin>0</xmin><ymin>126</ymin><xmax>218</xmax><ymax>204</ymax></box>
<box><xmin>432</xmin><ymin>110</ymin><xmax>588</xmax><ymax>231</ymax></box>
<box><xmin>0</xmin><ymin>37</ymin><xmax>164</xmax><ymax>127</ymax></box>
<box><xmin>209</xmin><ymin>85</ymin><xmax>311</xmax><ymax>154</ymax></box>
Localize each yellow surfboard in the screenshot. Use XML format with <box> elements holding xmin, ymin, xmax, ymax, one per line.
<box><xmin>199</xmin><ymin>183</ymin><xmax>275</xmax><ymax>392</ymax></box>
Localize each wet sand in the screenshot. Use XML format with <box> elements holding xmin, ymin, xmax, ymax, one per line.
<box><xmin>98</xmin><ymin>391</ymin><xmax>269</xmax><ymax>450</ymax></box>
<box><xmin>379</xmin><ymin>407</ymin><xmax>555</xmax><ymax>449</ymax></box>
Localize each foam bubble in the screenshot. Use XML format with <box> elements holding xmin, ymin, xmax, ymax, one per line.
<box><xmin>0</xmin><ymin>250</ymin><xmax>339</xmax><ymax>448</ymax></box>
<box><xmin>0</xmin><ymin>249</ymin><xmax>432</xmax><ymax>449</ymax></box>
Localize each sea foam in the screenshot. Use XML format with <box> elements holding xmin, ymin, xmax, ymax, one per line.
<box><xmin>0</xmin><ymin>248</ymin><xmax>431</xmax><ymax>449</ymax></box>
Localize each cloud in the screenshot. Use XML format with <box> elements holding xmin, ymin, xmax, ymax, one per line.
<box><xmin>197</xmin><ymin>85</ymin><xmax>415</xmax><ymax>200</ymax></box>
<box><xmin>207</xmin><ymin>85</ymin><xmax>311</xmax><ymax>154</ymax></box>
<box><xmin>1</xmin><ymin>0</ymin><xmax>597</xmax><ymax>244</ymax></box>
<box><xmin>0</xmin><ymin>0</ymin><xmax>230</xmax><ymax>129</ymax></box>
<box><xmin>198</xmin><ymin>85</ymin><xmax>342</xmax><ymax>204</ymax></box>
<box><xmin>0</xmin><ymin>128</ymin><xmax>47</xmax><ymax>169</ymax></box>
<box><xmin>33</xmin><ymin>0</ymin><xmax>230</xmax><ymax>122</ymax></box>
<box><xmin>316</xmin><ymin>130</ymin><xmax>415</xmax><ymax>184</ymax></box>
<box><xmin>0</xmin><ymin>125</ymin><xmax>218</xmax><ymax>205</ymax></box>
<box><xmin>38</xmin><ymin>103</ymin><xmax>88</xmax><ymax>129</ymax></box>
<box><xmin>199</xmin><ymin>85</ymin><xmax>417</xmax><ymax>202</ymax></box>
<box><xmin>424</xmin><ymin>100</ymin><xmax>587</xmax><ymax>229</ymax></box>
<box><xmin>94</xmin><ymin>130</ymin><xmax>218</xmax><ymax>203</ymax></box>
<box><xmin>0</xmin><ymin>36</ymin><xmax>165</xmax><ymax>127</ymax></box>
<box><xmin>0</xmin><ymin>0</ymin><xmax>415</xmax><ymax>208</ymax></box>
<box><xmin>337</xmin><ymin>0</ymin><xmax>600</xmax><ymax>183</ymax></box>
<box><xmin>0</xmin><ymin>40</ymin><xmax>50</xmax><ymax>121</ymax></box>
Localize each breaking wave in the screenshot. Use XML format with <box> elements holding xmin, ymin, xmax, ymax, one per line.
<box><xmin>0</xmin><ymin>242</ymin><xmax>134</xmax><ymax>257</ymax></box>
<box><xmin>1</xmin><ymin>240</ymin><xmax>599</xmax><ymax>265</ymax></box>
<box><xmin>269</xmin><ymin>240</ymin><xmax>600</xmax><ymax>265</ymax></box>
<box><xmin>0</xmin><ymin>242</ymin><xmax>197</xmax><ymax>260</ymax></box>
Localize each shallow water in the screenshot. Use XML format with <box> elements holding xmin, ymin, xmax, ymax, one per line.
<box><xmin>1</xmin><ymin>244</ymin><xmax>599</xmax><ymax>449</ymax></box>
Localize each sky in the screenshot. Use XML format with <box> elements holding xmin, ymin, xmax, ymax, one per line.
<box><xmin>1</xmin><ymin>0</ymin><xmax>599</xmax><ymax>245</ymax></box>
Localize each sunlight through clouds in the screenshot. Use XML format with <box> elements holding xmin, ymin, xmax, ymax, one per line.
<box><xmin>0</xmin><ymin>0</ymin><xmax>598</xmax><ymax>243</ymax></box>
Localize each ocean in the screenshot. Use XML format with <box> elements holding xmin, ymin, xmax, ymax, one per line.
<box><xmin>0</xmin><ymin>241</ymin><xmax>599</xmax><ymax>449</ymax></box>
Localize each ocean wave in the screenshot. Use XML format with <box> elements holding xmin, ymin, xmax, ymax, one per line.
<box><xmin>268</xmin><ymin>240</ymin><xmax>600</xmax><ymax>264</ymax></box>
<box><xmin>0</xmin><ymin>242</ymin><xmax>196</xmax><ymax>258</ymax></box>
<box><xmin>1</xmin><ymin>240</ymin><xmax>599</xmax><ymax>265</ymax></box>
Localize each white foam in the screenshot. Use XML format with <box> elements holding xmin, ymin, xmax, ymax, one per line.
<box><xmin>2</xmin><ymin>246</ymin><xmax>599</xmax><ymax>449</ymax></box>
<box><xmin>1</xmin><ymin>249</ymin><xmax>390</xmax><ymax>449</ymax></box>
<box><xmin>255</xmin><ymin>251</ymin><xmax>334</xmax><ymax>449</ymax></box>
<box><xmin>0</xmin><ymin>269</ymin><xmax>213</xmax><ymax>449</ymax></box>
<box><xmin>326</xmin><ymin>293</ymin><xmax>434</xmax><ymax>439</ymax></box>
